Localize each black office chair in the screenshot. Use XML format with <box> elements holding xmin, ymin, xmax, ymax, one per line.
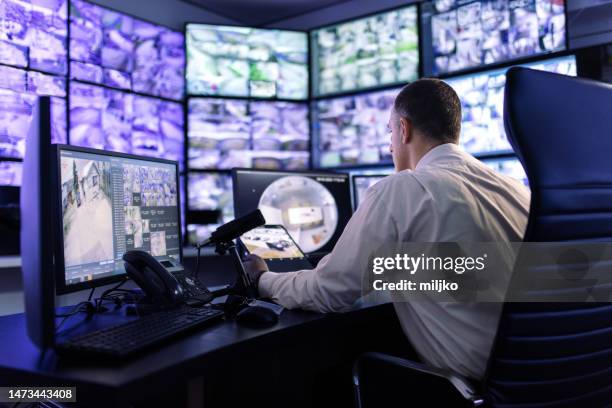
<box><xmin>353</xmin><ymin>68</ymin><xmax>612</xmax><ymax>407</ymax></box>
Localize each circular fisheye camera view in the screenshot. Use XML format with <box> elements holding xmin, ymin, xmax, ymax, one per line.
<box><xmin>258</xmin><ymin>176</ymin><xmax>338</xmax><ymax>253</ymax></box>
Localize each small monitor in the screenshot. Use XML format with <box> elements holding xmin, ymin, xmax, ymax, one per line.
<box><xmin>421</xmin><ymin>0</ymin><xmax>567</xmax><ymax>76</ymax></box>
<box><xmin>481</xmin><ymin>157</ymin><xmax>528</xmax><ymax>186</ymax></box>
<box><xmin>54</xmin><ymin>145</ymin><xmax>182</xmax><ymax>294</ymax></box>
<box><xmin>352</xmin><ymin>175</ymin><xmax>388</xmax><ymax>209</ymax></box>
<box><xmin>233</xmin><ymin>169</ymin><xmax>352</xmax><ymax>256</ymax></box>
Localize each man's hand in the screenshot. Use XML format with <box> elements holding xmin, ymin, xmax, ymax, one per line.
<box><xmin>243</xmin><ymin>254</ymin><xmax>269</xmax><ymax>288</ymax></box>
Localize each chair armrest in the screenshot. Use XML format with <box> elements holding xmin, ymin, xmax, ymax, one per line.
<box><xmin>353</xmin><ymin>352</ymin><xmax>485</xmax><ymax>407</ymax></box>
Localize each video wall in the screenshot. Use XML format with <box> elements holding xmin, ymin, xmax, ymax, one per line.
<box><xmin>0</xmin><ymin>0</ymin><xmax>186</xmax><ymax>189</ymax></box>
<box><xmin>1</xmin><ymin>0</ymin><xmax>580</xmax><ymax>245</ymax></box>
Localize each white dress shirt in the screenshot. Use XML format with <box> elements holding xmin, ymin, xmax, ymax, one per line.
<box><xmin>259</xmin><ymin>143</ymin><xmax>530</xmax><ymax>380</ymax></box>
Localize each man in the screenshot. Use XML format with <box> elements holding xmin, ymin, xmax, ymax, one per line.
<box><xmin>244</xmin><ymin>78</ymin><xmax>530</xmax><ymax>381</ymax></box>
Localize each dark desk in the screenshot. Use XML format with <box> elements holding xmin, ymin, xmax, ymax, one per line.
<box><xmin>0</xmin><ymin>302</ymin><xmax>412</xmax><ymax>408</ymax></box>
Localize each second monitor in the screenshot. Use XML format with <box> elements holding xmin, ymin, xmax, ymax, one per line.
<box><xmin>233</xmin><ymin>169</ymin><xmax>352</xmax><ymax>256</ymax></box>
<box><xmin>55</xmin><ymin>145</ymin><xmax>182</xmax><ymax>294</ymax></box>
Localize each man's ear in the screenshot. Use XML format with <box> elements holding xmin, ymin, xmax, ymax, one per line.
<box><xmin>399</xmin><ymin>117</ymin><xmax>412</xmax><ymax>145</ymax></box>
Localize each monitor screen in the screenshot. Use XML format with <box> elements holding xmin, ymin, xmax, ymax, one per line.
<box><xmin>240</xmin><ymin>225</ymin><xmax>305</xmax><ymax>260</ymax></box>
<box><xmin>0</xmin><ymin>0</ymin><xmax>68</xmax><ymax>74</ymax></box>
<box><xmin>0</xmin><ymin>68</ymin><xmax>67</xmax><ymax>159</ymax></box>
<box><xmin>188</xmin><ymin>98</ymin><xmax>309</xmax><ymax>170</ymax></box>
<box><xmin>311</xmin><ymin>5</ymin><xmax>419</xmax><ymax>97</ymax></box>
<box><xmin>186</xmin><ymin>172</ymin><xmax>234</xmax><ymax>245</ymax></box>
<box><xmin>233</xmin><ymin>169</ymin><xmax>352</xmax><ymax>254</ymax></box>
<box><xmin>447</xmin><ymin>55</ymin><xmax>576</xmax><ymax>156</ymax></box>
<box><xmin>421</xmin><ymin>0</ymin><xmax>566</xmax><ymax>76</ymax></box>
<box><xmin>186</xmin><ymin>24</ymin><xmax>308</xmax><ymax>100</ymax></box>
<box><xmin>69</xmin><ymin>0</ymin><xmax>184</xmax><ymax>99</ymax></box>
<box><xmin>312</xmin><ymin>87</ymin><xmax>398</xmax><ymax>168</ymax></box>
<box><xmin>352</xmin><ymin>175</ymin><xmax>387</xmax><ymax>209</ymax></box>
<box><xmin>0</xmin><ymin>161</ymin><xmax>22</xmax><ymax>186</ymax></box>
<box><xmin>69</xmin><ymin>82</ymin><xmax>184</xmax><ymax>165</ymax></box>
<box><xmin>57</xmin><ymin>146</ymin><xmax>181</xmax><ymax>289</ymax></box>
<box><xmin>187</xmin><ymin>172</ymin><xmax>233</xmax><ymax>212</ymax></box>
<box><xmin>481</xmin><ymin>156</ymin><xmax>528</xmax><ymax>185</ymax></box>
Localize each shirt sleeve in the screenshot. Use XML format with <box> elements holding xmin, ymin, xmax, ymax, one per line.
<box><xmin>258</xmin><ymin>182</ymin><xmax>399</xmax><ymax>313</ymax></box>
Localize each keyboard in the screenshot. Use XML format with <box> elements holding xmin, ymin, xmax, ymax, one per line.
<box><xmin>56</xmin><ymin>306</ymin><xmax>224</xmax><ymax>360</ymax></box>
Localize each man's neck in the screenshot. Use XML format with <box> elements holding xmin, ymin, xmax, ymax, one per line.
<box><xmin>409</xmin><ymin>140</ymin><xmax>445</xmax><ymax>170</ymax></box>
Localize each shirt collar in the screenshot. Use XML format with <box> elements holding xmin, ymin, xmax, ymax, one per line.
<box><xmin>415</xmin><ymin>143</ymin><xmax>461</xmax><ymax>171</ymax></box>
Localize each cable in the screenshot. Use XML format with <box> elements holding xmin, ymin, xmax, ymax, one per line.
<box><xmin>195</xmin><ymin>245</ymin><xmax>202</xmax><ymax>279</ymax></box>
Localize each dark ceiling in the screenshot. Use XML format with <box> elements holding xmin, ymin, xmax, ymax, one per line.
<box><xmin>181</xmin><ymin>0</ymin><xmax>354</xmax><ymax>26</ymax></box>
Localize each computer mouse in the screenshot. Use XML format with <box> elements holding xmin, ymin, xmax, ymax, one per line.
<box><xmin>235</xmin><ymin>305</ymin><xmax>279</xmax><ymax>328</ymax></box>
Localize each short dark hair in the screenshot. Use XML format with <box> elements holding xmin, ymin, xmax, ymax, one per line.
<box><xmin>393</xmin><ymin>78</ymin><xmax>461</xmax><ymax>144</ymax></box>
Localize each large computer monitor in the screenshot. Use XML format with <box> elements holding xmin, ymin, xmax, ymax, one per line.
<box><xmin>54</xmin><ymin>145</ymin><xmax>182</xmax><ymax>294</ymax></box>
<box><xmin>447</xmin><ymin>55</ymin><xmax>576</xmax><ymax>156</ymax></box>
<box><xmin>311</xmin><ymin>5</ymin><xmax>419</xmax><ymax>97</ymax></box>
<box><xmin>233</xmin><ymin>169</ymin><xmax>352</xmax><ymax>255</ymax></box>
<box><xmin>186</xmin><ymin>24</ymin><xmax>308</xmax><ymax>100</ymax></box>
<box><xmin>421</xmin><ymin>0</ymin><xmax>566</xmax><ymax>76</ymax></box>
<box><xmin>187</xmin><ymin>98</ymin><xmax>309</xmax><ymax>170</ymax></box>
<box><xmin>312</xmin><ymin>87</ymin><xmax>399</xmax><ymax>168</ymax></box>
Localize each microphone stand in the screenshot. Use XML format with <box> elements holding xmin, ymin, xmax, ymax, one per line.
<box><xmin>214</xmin><ymin>241</ymin><xmax>258</xmax><ymax>300</ymax></box>
<box><xmin>194</xmin><ymin>240</ymin><xmax>257</xmax><ymax>300</ymax></box>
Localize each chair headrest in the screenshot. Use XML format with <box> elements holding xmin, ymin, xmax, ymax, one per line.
<box><xmin>504</xmin><ymin>67</ymin><xmax>612</xmax><ymax>188</ymax></box>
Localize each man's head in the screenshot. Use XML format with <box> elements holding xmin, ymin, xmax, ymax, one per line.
<box><xmin>389</xmin><ymin>78</ymin><xmax>462</xmax><ymax>171</ymax></box>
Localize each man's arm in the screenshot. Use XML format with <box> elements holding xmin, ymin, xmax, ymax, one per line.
<box><xmin>256</xmin><ymin>185</ymin><xmax>398</xmax><ymax>313</ymax></box>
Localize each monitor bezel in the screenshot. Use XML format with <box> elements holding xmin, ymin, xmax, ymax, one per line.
<box><xmin>53</xmin><ymin>144</ymin><xmax>183</xmax><ymax>295</ymax></box>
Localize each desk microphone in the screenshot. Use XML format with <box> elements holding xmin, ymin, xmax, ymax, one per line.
<box><xmin>196</xmin><ymin>209</ymin><xmax>266</xmax><ymax>249</ymax></box>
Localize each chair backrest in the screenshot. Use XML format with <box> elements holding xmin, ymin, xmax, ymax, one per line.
<box><xmin>484</xmin><ymin>68</ymin><xmax>612</xmax><ymax>407</ymax></box>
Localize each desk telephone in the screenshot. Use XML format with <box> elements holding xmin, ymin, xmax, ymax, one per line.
<box><xmin>123</xmin><ymin>250</ymin><xmax>214</xmax><ymax>307</ymax></box>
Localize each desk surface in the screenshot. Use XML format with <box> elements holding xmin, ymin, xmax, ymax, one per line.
<box><xmin>0</xmin><ymin>302</ymin><xmax>403</xmax><ymax>407</ymax></box>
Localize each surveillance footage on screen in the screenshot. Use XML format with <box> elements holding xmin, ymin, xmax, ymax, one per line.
<box><xmin>447</xmin><ymin>55</ymin><xmax>576</xmax><ymax>156</ymax></box>
<box><xmin>0</xmin><ymin>0</ymin><xmax>68</xmax><ymax>74</ymax></box>
<box><xmin>186</xmin><ymin>24</ymin><xmax>308</xmax><ymax>99</ymax></box>
<box><xmin>423</xmin><ymin>0</ymin><xmax>566</xmax><ymax>75</ymax></box>
<box><xmin>241</xmin><ymin>227</ymin><xmax>304</xmax><ymax>260</ymax></box>
<box><xmin>482</xmin><ymin>157</ymin><xmax>528</xmax><ymax>185</ymax></box>
<box><xmin>70</xmin><ymin>0</ymin><xmax>185</xmax><ymax>99</ymax></box>
<box><xmin>258</xmin><ymin>175</ymin><xmax>339</xmax><ymax>253</ymax></box>
<box><xmin>123</xmin><ymin>164</ymin><xmax>178</xmax><ymax>255</ymax></box>
<box><xmin>187</xmin><ymin>172</ymin><xmax>233</xmax><ymax>212</ymax></box>
<box><xmin>69</xmin><ymin>82</ymin><xmax>184</xmax><ymax>164</ymax></box>
<box><xmin>0</xmin><ymin>67</ymin><xmax>67</xmax><ymax>159</ymax></box>
<box><xmin>0</xmin><ymin>161</ymin><xmax>22</xmax><ymax>186</ymax></box>
<box><xmin>311</xmin><ymin>5</ymin><xmax>419</xmax><ymax>96</ymax></box>
<box><xmin>353</xmin><ymin>176</ymin><xmax>386</xmax><ymax>208</ymax></box>
<box><xmin>61</xmin><ymin>156</ymin><xmax>114</xmax><ymax>268</ymax></box>
<box><xmin>188</xmin><ymin>98</ymin><xmax>309</xmax><ymax>170</ymax></box>
<box><xmin>313</xmin><ymin>88</ymin><xmax>398</xmax><ymax>168</ymax></box>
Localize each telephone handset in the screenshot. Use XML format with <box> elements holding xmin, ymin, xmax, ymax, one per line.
<box><xmin>123</xmin><ymin>250</ymin><xmax>184</xmax><ymax>305</ymax></box>
<box><xmin>123</xmin><ymin>250</ymin><xmax>213</xmax><ymax>307</ymax></box>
